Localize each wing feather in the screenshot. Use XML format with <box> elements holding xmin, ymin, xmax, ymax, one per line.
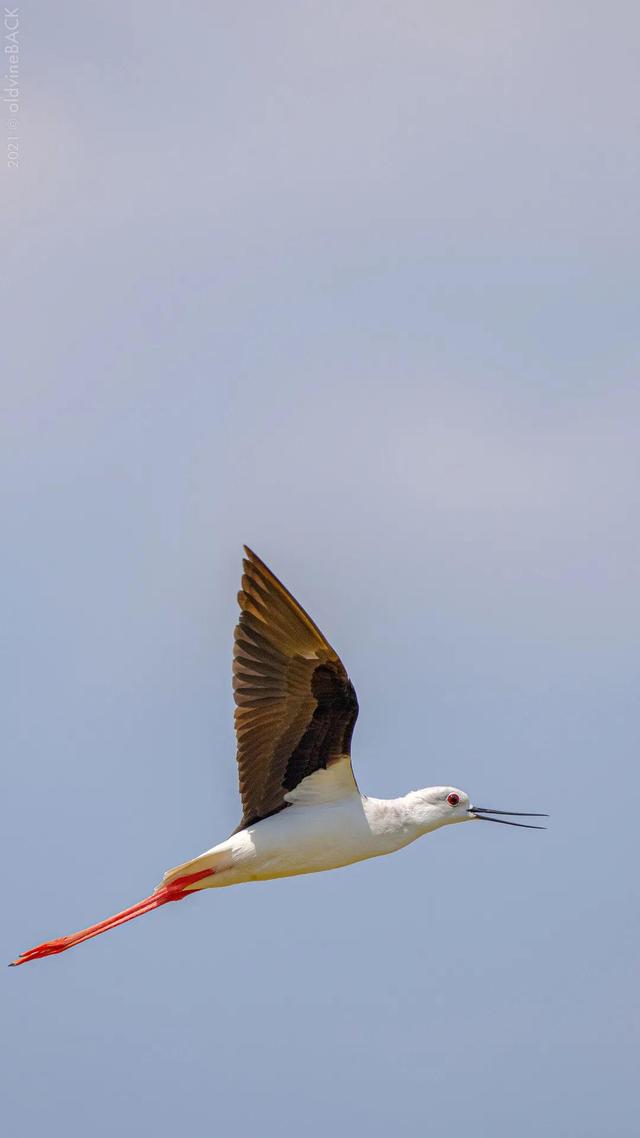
<box><xmin>232</xmin><ymin>547</ymin><xmax>359</xmax><ymax>830</ymax></box>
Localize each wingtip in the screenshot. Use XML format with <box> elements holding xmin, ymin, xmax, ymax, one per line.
<box><xmin>243</xmin><ymin>545</ymin><xmax>269</xmax><ymax>573</ymax></box>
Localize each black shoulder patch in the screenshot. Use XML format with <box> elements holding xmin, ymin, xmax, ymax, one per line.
<box><xmin>282</xmin><ymin>662</ymin><xmax>359</xmax><ymax>792</ymax></box>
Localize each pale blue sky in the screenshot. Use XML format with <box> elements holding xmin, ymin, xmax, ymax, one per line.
<box><xmin>3</xmin><ymin>4</ymin><xmax>639</xmax><ymax>1136</ymax></box>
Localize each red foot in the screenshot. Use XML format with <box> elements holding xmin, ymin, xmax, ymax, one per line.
<box><xmin>10</xmin><ymin>866</ymin><xmax>216</xmax><ymax>965</ymax></box>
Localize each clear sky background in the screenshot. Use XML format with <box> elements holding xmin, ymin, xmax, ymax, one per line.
<box><xmin>2</xmin><ymin>3</ymin><xmax>639</xmax><ymax>1136</ymax></box>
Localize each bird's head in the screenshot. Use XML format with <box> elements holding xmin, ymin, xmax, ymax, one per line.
<box><xmin>413</xmin><ymin>787</ymin><xmax>547</xmax><ymax>832</ymax></box>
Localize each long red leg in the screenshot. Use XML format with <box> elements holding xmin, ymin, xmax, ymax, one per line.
<box><xmin>10</xmin><ymin>868</ymin><xmax>215</xmax><ymax>966</ymax></box>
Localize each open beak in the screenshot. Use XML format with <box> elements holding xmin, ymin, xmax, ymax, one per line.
<box><xmin>469</xmin><ymin>807</ymin><xmax>548</xmax><ymax>830</ymax></box>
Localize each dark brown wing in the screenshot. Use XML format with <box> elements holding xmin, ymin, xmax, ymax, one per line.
<box><xmin>232</xmin><ymin>547</ymin><xmax>359</xmax><ymax>830</ymax></box>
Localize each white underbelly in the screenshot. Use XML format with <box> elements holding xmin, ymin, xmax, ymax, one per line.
<box><xmin>213</xmin><ymin>798</ymin><xmax>419</xmax><ymax>885</ymax></box>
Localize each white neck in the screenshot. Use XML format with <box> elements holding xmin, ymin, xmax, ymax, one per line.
<box><xmin>362</xmin><ymin>789</ymin><xmax>459</xmax><ymax>850</ymax></box>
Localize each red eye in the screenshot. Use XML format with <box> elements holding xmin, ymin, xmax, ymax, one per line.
<box><xmin>447</xmin><ymin>793</ymin><xmax>460</xmax><ymax>806</ymax></box>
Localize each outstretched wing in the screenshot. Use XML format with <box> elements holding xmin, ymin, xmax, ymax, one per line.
<box><xmin>232</xmin><ymin>547</ymin><xmax>359</xmax><ymax>830</ymax></box>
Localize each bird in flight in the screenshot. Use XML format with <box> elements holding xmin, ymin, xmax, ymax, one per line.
<box><xmin>11</xmin><ymin>547</ymin><xmax>546</xmax><ymax>965</ymax></box>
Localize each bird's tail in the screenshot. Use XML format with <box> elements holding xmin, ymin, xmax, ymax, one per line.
<box><xmin>9</xmin><ymin>867</ymin><xmax>215</xmax><ymax>966</ymax></box>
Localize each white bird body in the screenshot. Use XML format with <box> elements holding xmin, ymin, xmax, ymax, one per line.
<box><xmin>164</xmin><ymin>764</ymin><xmax>469</xmax><ymax>889</ymax></box>
<box><xmin>12</xmin><ymin>548</ymin><xmax>544</xmax><ymax>966</ymax></box>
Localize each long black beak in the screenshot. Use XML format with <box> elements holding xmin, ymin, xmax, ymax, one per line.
<box><xmin>469</xmin><ymin>807</ymin><xmax>548</xmax><ymax>830</ymax></box>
